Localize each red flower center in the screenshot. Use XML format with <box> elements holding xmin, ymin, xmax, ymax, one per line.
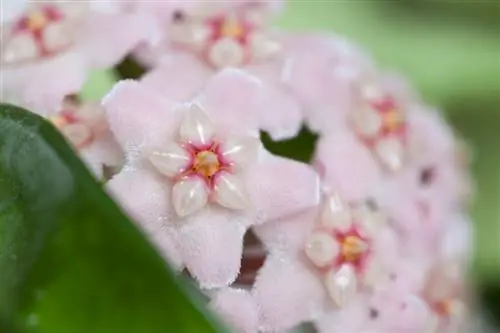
<box><xmin>12</xmin><ymin>5</ymin><xmax>65</xmax><ymax>57</ymax></box>
<box><xmin>207</xmin><ymin>14</ymin><xmax>253</xmax><ymax>45</ymax></box>
<box><xmin>368</xmin><ymin>96</ymin><xmax>407</xmax><ymax>143</ymax></box>
<box><xmin>181</xmin><ymin>142</ymin><xmax>231</xmax><ymax>188</ymax></box>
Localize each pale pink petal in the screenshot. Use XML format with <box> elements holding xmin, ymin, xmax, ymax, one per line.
<box><xmin>209</xmin><ymin>288</ymin><xmax>258</xmax><ymax>333</ymax></box>
<box><xmin>314</xmin><ymin>297</ymin><xmax>368</xmax><ymax>333</ymax></box>
<box><xmin>440</xmin><ymin>214</ymin><xmax>473</xmax><ymax>264</ymax></box>
<box><xmin>259</xmin><ymin>84</ymin><xmax>303</xmax><ymax>140</ymax></box>
<box><xmin>368</xmin><ymin>286</ymin><xmax>433</xmax><ymax>333</ymax></box>
<box><xmin>140</xmin><ymin>53</ymin><xmax>212</xmax><ymax>101</ymax></box>
<box><xmin>252</xmin><ymin>209</ymin><xmax>318</xmax><ymax>253</ymax></box>
<box><xmin>77</xmin><ymin>12</ymin><xmax>156</xmax><ymax>68</ymax></box>
<box><xmin>106</xmin><ymin>168</ymin><xmax>183</xmax><ymax>270</ymax></box>
<box><xmin>253</xmin><ymin>256</ymin><xmax>327</xmax><ymax>331</ymax></box>
<box><xmin>195</xmin><ymin>68</ymin><xmax>264</xmax><ymax>134</ymax></box>
<box><xmin>82</xmin><ymin>132</ymin><xmax>124</xmax><ymax>168</ymax></box>
<box><xmin>176</xmin><ymin>207</ymin><xmax>252</xmax><ymax>288</ymax></box>
<box><xmin>315</xmin><ymin>131</ymin><xmax>382</xmax><ymax>202</ymax></box>
<box><xmin>247</xmin><ymin>153</ymin><xmax>320</xmax><ymax>223</ymax></box>
<box><xmin>2</xmin><ymin>51</ymin><xmax>86</xmax><ymax>114</ymax></box>
<box><xmin>102</xmin><ymin>80</ymin><xmax>179</xmax><ymax>156</ymax></box>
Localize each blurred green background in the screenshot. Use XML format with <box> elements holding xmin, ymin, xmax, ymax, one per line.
<box><xmin>83</xmin><ymin>0</ymin><xmax>500</xmax><ymax>292</ymax></box>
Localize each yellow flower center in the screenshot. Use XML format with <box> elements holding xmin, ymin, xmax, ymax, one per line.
<box><xmin>341</xmin><ymin>236</ymin><xmax>368</xmax><ymax>262</ymax></box>
<box><xmin>193</xmin><ymin>150</ymin><xmax>220</xmax><ymax>178</ymax></box>
<box><xmin>221</xmin><ymin>18</ymin><xmax>244</xmax><ymax>39</ymax></box>
<box><xmin>382</xmin><ymin>109</ymin><xmax>404</xmax><ymax>132</ymax></box>
<box><xmin>27</xmin><ymin>11</ymin><xmax>49</xmax><ymax>30</ymax></box>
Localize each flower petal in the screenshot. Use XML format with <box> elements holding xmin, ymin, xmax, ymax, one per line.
<box><xmin>149</xmin><ymin>143</ymin><xmax>190</xmax><ymax>178</ymax></box>
<box><xmin>196</xmin><ymin>68</ymin><xmax>263</xmax><ymax>134</ymax></box>
<box><xmin>213</xmin><ymin>172</ymin><xmax>251</xmax><ymax>211</ymax></box>
<box><xmin>375</xmin><ymin>136</ymin><xmax>405</xmax><ymax>172</ymax></box>
<box><xmin>106</xmin><ymin>169</ymin><xmax>183</xmax><ymax>270</ymax></box>
<box><xmin>172</xmin><ymin>177</ymin><xmax>208</xmax><ymax>217</ymax></box>
<box><xmin>81</xmin><ymin>131</ymin><xmax>124</xmax><ymax>168</ymax></box>
<box><xmin>252</xmin><ymin>208</ymin><xmax>318</xmax><ymax>253</ymax></box>
<box><xmin>208</xmin><ymin>37</ymin><xmax>246</xmax><ymax>68</ymax></box>
<box><xmin>76</xmin><ymin>12</ymin><xmax>156</xmax><ymax>68</ymax></box>
<box><xmin>177</xmin><ymin>207</ymin><xmax>251</xmax><ymax>288</ymax></box>
<box><xmin>247</xmin><ymin>153</ymin><xmax>320</xmax><ymax>223</ymax></box>
<box><xmin>209</xmin><ymin>289</ymin><xmax>258</xmax><ymax>333</ymax></box>
<box><xmin>178</xmin><ymin>103</ymin><xmax>215</xmax><ymax>146</ymax></box>
<box><xmin>320</xmin><ymin>193</ymin><xmax>352</xmax><ymax>232</ymax></box>
<box><xmin>3</xmin><ymin>51</ymin><xmax>87</xmax><ymax>114</ymax></box>
<box><xmin>220</xmin><ymin>136</ymin><xmax>260</xmax><ymax>169</ymax></box>
<box><xmin>325</xmin><ymin>264</ymin><xmax>358</xmax><ymax>308</ymax></box>
<box><xmin>102</xmin><ymin>80</ymin><xmax>178</xmax><ymax>156</ymax></box>
<box><xmin>315</xmin><ymin>131</ymin><xmax>382</xmax><ymax>202</ymax></box>
<box><xmin>253</xmin><ymin>256</ymin><xmax>327</xmax><ymax>331</ymax></box>
<box><xmin>140</xmin><ymin>53</ymin><xmax>212</xmax><ymax>101</ymax></box>
<box><xmin>305</xmin><ymin>232</ymin><xmax>340</xmax><ymax>268</ymax></box>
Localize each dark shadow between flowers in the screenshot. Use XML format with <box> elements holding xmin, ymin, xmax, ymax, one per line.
<box><xmin>260</xmin><ymin>125</ymin><xmax>319</xmax><ymax>163</ymax></box>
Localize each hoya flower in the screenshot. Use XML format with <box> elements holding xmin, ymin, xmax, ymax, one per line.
<box><xmin>48</xmin><ymin>100</ymin><xmax>123</xmax><ymax>178</ymax></box>
<box><xmin>134</xmin><ymin>2</ymin><xmax>304</xmax><ymax>139</ymax></box>
<box><xmin>375</xmin><ymin>109</ymin><xmax>471</xmax><ymax>251</ymax></box>
<box><xmin>104</xmin><ymin>69</ymin><xmax>320</xmax><ymax>288</ymax></box>
<box><xmin>1</xmin><ymin>0</ymin><xmax>155</xmax><ymax>112</ymax></box>
<box><xmin>248</xmin><ymin>193</ymin><xmax>398</xmax><ymax>331</ymax></box>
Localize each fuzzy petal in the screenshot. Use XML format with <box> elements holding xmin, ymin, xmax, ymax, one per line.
<box><xmin>102</xmin><ymin>80</ymin><xmax>179</xmax><ymax>158</ymax></box>
<box><xmin>140</xmin><ymin>53</ymin><xmax>212</xmax><ymax>102</ymax></box>
<box><xmin>315</xmin><ymin>131</ymin><xmax>381</xmax><ymax>202</ymax></box>
<box><xmin>82</xmin><ymin>131</ymin><xmax>124</xmax><ymax>168</ymax></box>
<box><xmin>254</xmin><ymin>255</ymin><xmax>327</xmax><ymax>332</ymax></box>
<box><xmin>2</xmin><ymin>51</ymin><xmax>86</xmax><ymax>114</ymax></box>
<box><xmin>196</xmin><ymin>68</ymin><xmax>264</xmax><ymax>134</ymax></box>
<box><xmin>77</xmin><ymin>12</ymin><xmax>156</xmax><ymax>68</ymax></box>
<box><xmin>106</xmin><ymin>168</ymin><xmax>183</xmax><ymax>270</ymax></box>
<box><xmin>209</xmin><ymin>288</ymin><xmax>258</xmax><ymax>333</ymax></box>
<box><xmin>253</xmin><ymin>208</ymin><xmax>318</xmax><ymax>253</ymax></box>
<box><xmin>247</xmin><ymin>153</ymin><xmax>320</xmax><ymax>223</ymax></box>
<box><xmin>177</xmin><ymin>207</ymin><xmax>252</xmax><ymax>288</ymax></box>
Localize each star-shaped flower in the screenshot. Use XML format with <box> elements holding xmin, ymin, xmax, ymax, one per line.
<box><xmin>132</xmin><ymin>2</ymin><xmax>306</xmax><ymax>139</ymax></box>
<box><xmin>103</xmin><ymin>69</ymin><xmax>320</xmax><ymax>288</ymax></box>
<box><xmin>48</xmin><ymin>100</ymin><xmax>123</xmax><ymax>178</ymax></box>
<box><xmin>248</xmin><ymin>193</ymin><xmax>398</xmax><ymax>331</ymax></box>
<box><xmin>1</xmin><ymin>0</ymin><xmax>155</xmax><ymax>112</ymax></box>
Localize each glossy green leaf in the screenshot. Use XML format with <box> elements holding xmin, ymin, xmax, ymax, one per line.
<box><xmin>0</xmin><ymin>104</ymin><xmax>227</xmax><ymax>333</ymax></box>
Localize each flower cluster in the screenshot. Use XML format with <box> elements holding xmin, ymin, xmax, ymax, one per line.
<box><xmin>2</xmin><ymin>1</ymin><xmax>473</xmax><ymax>333</ymax></box>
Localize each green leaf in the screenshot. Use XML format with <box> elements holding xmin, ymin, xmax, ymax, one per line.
<box><xmin>0</xmin><ymin>104</ymin><xmax>226</xmax><ymax>333</ymax></box>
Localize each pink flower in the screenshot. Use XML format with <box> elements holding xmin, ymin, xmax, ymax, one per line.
<box><xmin>103</xmin><ymin>69</ymin><xmax>320</xmax><ymax>288</ymax></box>
<box><xmin>134</xmin><ymin>3</ymin><xmax>304</xmax><ymax>139</ymax></box>
<box><xmin>47</xmin><ymin>100</ymin><xmax>123</xmax><ymax>178</ymax></box>
<box><xmin>1</xmin><ymin>0</ymin><xmax>155</xmax><ymax>112</ymax></box>
<box><xmin>375</xmin><ymin>108</ymin><xmax>470</xmax><ymax>252</ymax></box>
<box><xmin>249</xmin><ymin>193</ymin><xmax>399</xmax><ymax>331</ymax></box>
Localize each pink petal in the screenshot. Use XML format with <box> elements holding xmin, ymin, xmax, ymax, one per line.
<box><xmin>253</xmin><ymin>256</ymin><xmax>327</xmax><ymax>331</ymax></box>
<box><xmin>195</xmin><ymin>68</ymin><xmax>264</xmax><ymax>134</ymax></box>
<box><xmin>259</xmin><ymin>83</ymin><xmax>303</xmax><ymax>140</ymax></box>
<box><xmin>82</xmin><ymin>131</ymin><xmax>124</xmax><ymax>168</ymax></box>
<box><xmin>102</xmin><ymin>80</ymin><xmax>179</xmax><ymax>156</ymax></box>
<box><xmin>176</xmin><ymin>207</ymin><xmax>252</xmax><ymax>288</ymax></box>
<box><xmin>140</xmin><ymin>53</ymin><xmax>212</xmax><ymax>102</ymax></box>
<box><xmin>107</xmin><ymin>168</ymin><xmax>183</xmax><ymax>270</ymax></box>
<box><xmin>2</xmin><ymin>51</ymin><xmax>86</xmax><ymax>114</ymax></box>
<box><xmin>252</xmin><ymin>208</ymin><xmax>318</xmax><ymax>253</ymax></box>
<box><xmin>209</xmin><ymin>288</ymin><xmax>258</xmax><ymax>333</ymax></box>
<box><xmin>76</xmin><ymin>12</ymin><xmax>156</xmax><ymax>68</ymax></box>
<box><xmin>314</xmin><ymin>297</ymin><xmax>368</xmax><ymax>333</ymax></box>
<box><xmin>315</xmin><ymin>131</ymin><xmax>382</xmax><ymax>202</ymax></box>
<box><xmin>247</xmin><ymin>153</ymin><xmax>320</xmax><ymax>223</ymax></box>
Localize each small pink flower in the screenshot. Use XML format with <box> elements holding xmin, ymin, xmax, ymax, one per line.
<box><xmin>134</xmin><ymin>3</ymin><xmax>304</xmax><ymax>139</ymax></box>
<box><xmin>48</xmin><ymin>101</ymin><xmax>123</xmax><ymax>178</ymax></box>
<box><xmin>250</xmin><ymin>193</ymin><xmax>398</xmax><ymax>331</ymax></box>
<box><xmin>1</xmin><ymin>1</ymin><xmax>155</xmax><ymax>112</ymax></box>
<box><xmin>103</xmin><ymin>69</ymin><xmax>320</xmax><ymax>288</ymax></box>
